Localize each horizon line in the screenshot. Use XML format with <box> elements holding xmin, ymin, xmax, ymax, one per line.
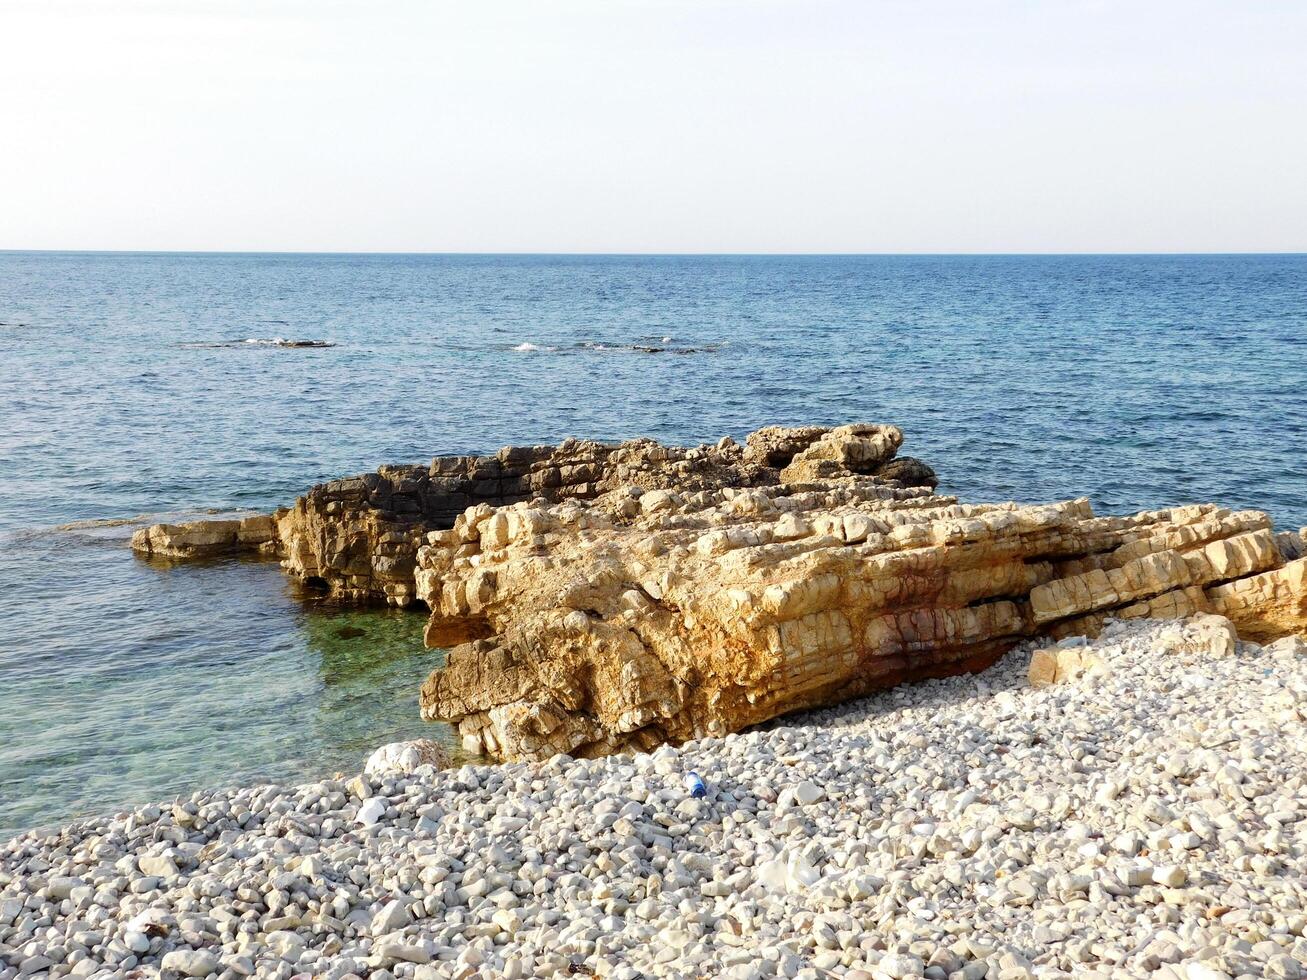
<box><xmin>2</xmin><ymin>248</ymin><xmax>1305</xmax><ymax>258</ymax></box>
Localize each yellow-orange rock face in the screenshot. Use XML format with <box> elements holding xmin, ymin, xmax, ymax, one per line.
<box><xmin>129</xmin><ymin>514</ymin><xmax>280</xmax><ymax>558</ymax></box>
<box><xmin>417</xmin><ymin>478</ymin><xmax>1307</xmax><ymax>762</ymax></box>
<box><xmin>126</xmin><ymin>421</ymin><xmax>1307</xmax><ymax>763</ymax></box>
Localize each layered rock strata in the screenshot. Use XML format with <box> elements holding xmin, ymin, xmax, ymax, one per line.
<box><xmin>127</xmin><ymin>421</ymin><xmax>1307</xmax><ymax>765</ymax></box>
<box><xmin>130</xmin><ymin>424</ymin><xmax>936</xmax><ymax>606</ymax></box>
<box><xmin>416</xmin><ymin>482</ymin><xmax>1307</xmax><ymax>762</ymax></box>
<box><xmin>129</xmin><ymin>514</ymin><xmax>280</xmax><ymax>559</ymax></box>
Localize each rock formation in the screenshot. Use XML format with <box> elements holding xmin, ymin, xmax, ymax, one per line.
<box><xmin>129</xmin><ymin>514</ymin><xmax>280</xmax><ymax>559</ymax></box>
<box><xmin>129</xmin><ymin>421</ymin><xmax>1307</xmax><ymax>765</ymax></box>
<box><xmin>415</xmin><ymin>479</ymin><xmax>1307</xmax><ymax>763</ymax></box>
<box><xmin>131</xmin><ymin>424</ymin><xmax>936</xmax><ymax>606</ymax></box>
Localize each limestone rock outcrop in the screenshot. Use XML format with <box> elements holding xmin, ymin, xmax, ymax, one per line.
<box><xmin>130</xmin><ymin>424</ymin><xmax>937</xmax><ymax>605</ymax></box>
<box><xmin>130</xmin><ymin>515</ymin><xmax>280</xmax><ymax>559</ymax></box>
<box><xmin>416</xmin><ymin>481</ymin><xmax>1307</xmax><ymax>762</ymax></box>
<box><xmin>126</xmin><ymin>420</ymin><xmax>1307</xmax><ymax>766</ymax></box>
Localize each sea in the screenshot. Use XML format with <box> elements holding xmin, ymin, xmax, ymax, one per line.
<box><xmin>1</xmin><ymin>251</ymin><xmax>1304</xmax><ymax>839</ymax></box>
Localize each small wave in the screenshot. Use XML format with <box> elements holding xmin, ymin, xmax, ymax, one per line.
<box><xmin>46</xmin><ymin>508</ymin><xmax>257</xmax><ymax>535</ymax></box>
<box><xmin>3</xmin><ymin>508</ymin><xmax>265</xmax><ymax>551</ymax></box>
<box><xmin>507</xmin><ymin>339</ymin><xmax>719</xmax><ymax>356</ymax></box>
<box><xmin>55</xmin><ymin>515</ymin><xmax>156</xmax><ymax>531</ymax></box>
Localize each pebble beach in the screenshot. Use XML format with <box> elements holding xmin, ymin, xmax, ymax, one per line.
<box><xmin>6</xmin><ymin>6</ymin><xmax>1307</xmax><ymax>978</ymax></box>
<box><xmin>6</xmin><ymin>250</ymin><xmax>1306</xmax><ymax>858</ymax></box>
<box><xmin>4</xmin><ymin>617</ymin><xmax>1305</xmax><ymax>980</ymax></box>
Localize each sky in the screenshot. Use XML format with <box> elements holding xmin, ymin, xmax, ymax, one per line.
<box><xmin>1</xmin><ymin>0</ymin><xmax>1304</xmax><ymax>253</ymax></box>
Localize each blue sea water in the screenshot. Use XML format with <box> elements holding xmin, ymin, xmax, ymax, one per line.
<box><xmin>1</xmin><ymin>251</ymin><xmax>1304</xmax><ymax>839</ymax></box>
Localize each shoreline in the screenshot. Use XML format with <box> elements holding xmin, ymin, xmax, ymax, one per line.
<box><xmin>4</xmin><ymin>616</ymin><xmax>1306</xmax><ymax>979</ymax></box>
<box><xmin>6</xmin><ymin>420</ymin><xmax>1307</xmax><ymax>977</ymax></box>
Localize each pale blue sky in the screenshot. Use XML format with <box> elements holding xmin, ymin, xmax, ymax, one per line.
<box><xmin>2</xmin><ymin>0</ymin><xmax>1304</xmax><ymax>252</ymax></box>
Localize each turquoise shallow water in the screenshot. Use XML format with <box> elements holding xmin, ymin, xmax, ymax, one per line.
<box><xmin>1</xmin><ymin>251</ymin><xmax>1305</xmax><ymax>839</ymax></box>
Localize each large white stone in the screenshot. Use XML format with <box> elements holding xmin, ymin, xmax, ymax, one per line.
<box><xmin>364</xmin><ymin>739</ymin><xmax>449</xmax><ymax>777</ymax></box>
<box><xmin>356</xmin><ymin>796</ymin><xmax>388</xmax><ymax>826</ymax></box>
<box><xmin>371</xmin><ymin>899</ymin><xmax>411</xmax><ymax>936</ymax></box>
<box><xmin>160</xmin><ymin>949</ymin><xmax>219</xmax><ymax>977</ymax></box>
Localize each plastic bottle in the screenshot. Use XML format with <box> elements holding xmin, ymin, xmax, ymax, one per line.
<box><xmin>684</xmin><ymin>771</ymin><xmax>707</xmax><ymax>798</ymax></box>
